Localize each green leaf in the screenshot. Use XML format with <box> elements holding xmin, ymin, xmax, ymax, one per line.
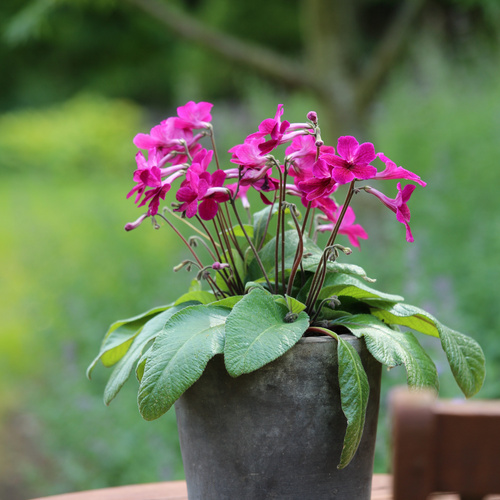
<box><xmin>252</xmin><ymin>204</ymin><xmax>278</xmax><ymax>248</ymax></box>
<box><xmin>174</xmin><ymin>290</ymin><xmax>215</xmax><ymax>305</ymax></box>
<box><xmin>314</xmin><ymin>327</ymin><xmax>370</xmax><ymax>469</ymax></box>
<box><xmin>211</xmin><ymin>295</ymin><xmax>243</xmax><ymax>308</ymax></box>
<box><xmin>250</xmin><ymin>230</ymin><xmax>323</xmax><ymax>279</ymax></box>
<box><xmin>103</xmin><ymin>303</ymin><xmax>194</xmax><ymax>405</ymax></box>
<box><xmin>224</xmin><ymin>288</ymin><xmax>310</xmax><ymax>376</ymax></box>
<box><xmin>188</xmin><ymin>279</ymin><xmax>202</xmax><ymax>292</ymax></box>
<box><xmin>370</xmin><ymin>302</ymin><xmax>486</xmax><ymax>397</ymax></box>
<box><xmin>333</xmin><ymin>314</ymin><xmax>439</xmax><ymax>391</ymax></box>
<box><xmin>274</xmin><ymin>295</ymin><xmax>307</xmax><ymax>314</ymax></box>
<box><xmin>439</xmin><ymin>327</ymin><xmax>485</xmax><ymax>398</ymax></box>
<box><xmin>87</xmin><ymin>305</ymin><xmax>171</xmax><ymax>377</ymax></box>
<box><xmin>138</xmin><ymin>305</ymin><xmax>229</xmax><ymax>420</ymax></box>
<box><xmin>319</xmin><ymin>273</ymin><xmax>404</xmax><ymax>303</ymax></box>
<box><xmin>370</xmin><ymin>302</ymin><xmax>441</xmax><ymax>337</ymax></box>
<box><xmin>229</xmin><ymin>224</ymin><xmax>254</xmax><ymax>239</ymax></box>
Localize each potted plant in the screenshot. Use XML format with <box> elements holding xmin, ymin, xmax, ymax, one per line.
<box><xmin>88</xmin><ymin>101</ymin><xmax>485</xmax><ymax>500</ymax></box>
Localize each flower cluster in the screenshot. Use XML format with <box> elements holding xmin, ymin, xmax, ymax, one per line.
<box><xmin>127</xmin><ymin>101</ymin><xmax>425</xmax><ymax>246</ymax></box>
<box><xmin>92</xmin><ymin>100</ymin><xmax>485</xmax><ymax>468</ymax></box>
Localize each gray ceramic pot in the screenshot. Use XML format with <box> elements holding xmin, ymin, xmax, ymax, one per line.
<box><xmin>175</xmin><ymin>335</ymin><xmax>382</xmax><ymax>500</ymax></box>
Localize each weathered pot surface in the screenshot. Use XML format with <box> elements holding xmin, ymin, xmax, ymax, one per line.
<box><xmin>175</xmin><ymin>334</ymin><xmax>382</xmax><ymax>500</ymax></box>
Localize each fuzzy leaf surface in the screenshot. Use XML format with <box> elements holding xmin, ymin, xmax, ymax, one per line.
<box><xmin>370</xmin><ymin>302</ymin><xmax>485</xmax><ymax>397</ymax></box>
<box><xmin>315</xmin><ymin>327</ymin><xmax>370</xmax><ymax>469</ymax></box>
<box><xmin>138</xmin><ymin>305</ymin><xmax>229</xmax><ymax>420</ymax></box>
<box><xmin>103</xmin><ymin>303</ymin><xmax>195</xmax><ymax>405</ymax></box>
<box><xmin>87</xmin><ymin>305</ymin><xmax>170</xmax><ymax>376</ymax></box>
<box><xmin>224</xmin><ymin>288</ymin><xmax>309</xmax><ymax>376</ymax></box>
<box><xmin>333</xmin><ymin>314</ymin><xmax>439</xmax><ymax>391</ymax></box>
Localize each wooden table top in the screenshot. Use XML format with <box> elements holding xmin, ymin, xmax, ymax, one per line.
<box><xmin>30</xmin><ymin>474</ymin><xmax>491</xmax><ymax>500</ymax></box>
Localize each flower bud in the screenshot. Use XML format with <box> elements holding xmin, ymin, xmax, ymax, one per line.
<box><xmin>124</xmin><ymin>214</ymin><xmax>147</xmax><ymax>232</ymax></box>
<box><xmin>307</xmin><ymin>111</ymin><xmax>318</xmax><ymax>124</ymax></box>
<box><xmin>212</xmin><ymin>262</ymin><xmax>230</xmax><ymax>271</ymax></box>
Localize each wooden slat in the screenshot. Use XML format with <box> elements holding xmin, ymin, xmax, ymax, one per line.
<box><xmin>32</xmin><ymin>476</ymin><xmax>391</xmax><ymax>500</ymax></box>
<box><xmin>30</xmin><ymin>474</ymin><xmax>500</xmax><ymax>499</ymax></box>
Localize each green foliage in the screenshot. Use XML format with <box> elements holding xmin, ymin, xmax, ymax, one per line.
<box><xmin>0</xmin><ymin>93</ymin><xmax>141</xmax><ymax>176</ymax></box>
<box><xmin>138</xmin><ymin>305</ymin><xmax>229</xmax><ymax>420</ymax></box>
<box><xmin>319</xmin><ymin>330</ymin><xmax>370</xmax><ymax>470</ymax></box>
<box><xmin>224</xmin><ymin>287</ymin><xmax>309</xmax><ymax>376</ymax></box>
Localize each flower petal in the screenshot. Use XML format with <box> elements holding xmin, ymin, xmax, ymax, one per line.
<box><xmin>337</xmin><ymin>136</ymin><xmax>359</xmax><ymax>161</ymax></box>
<box><xmin>353</xmin><ymin>142</ymin><xmax>376</xmax><ymax>164</ymax></box>
<box><xmin>198</xmin><ymin>198</ymin><xmax>219</xmax><ymax>220</ymax></box>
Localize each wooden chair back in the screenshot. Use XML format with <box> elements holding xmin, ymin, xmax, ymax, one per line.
<box><xmin>390</xmin><ymin>388</ymin><xmax>500</xmax><ymax>500</ymax></box>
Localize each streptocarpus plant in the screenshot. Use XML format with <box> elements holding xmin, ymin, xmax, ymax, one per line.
<box><xmin>88</xmin><ymin>101</ymin><xmax>485</xmax><ymax>468</ymax></box>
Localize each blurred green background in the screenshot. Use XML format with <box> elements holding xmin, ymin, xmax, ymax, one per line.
<box><xmin>1</xmin><ymin>0</ymin><xmax>499</xmax><ymax>498</ymax></box>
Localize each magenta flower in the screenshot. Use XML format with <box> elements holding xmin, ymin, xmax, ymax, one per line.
<box><xmin>285</xmin><ymin>135</ymin><xmax>317</xmax><ymax>176</ymax></box>
<box><xmin>321</xmin><ymin>136</ymin><xmax>377</xmax><ymax>185</ymax></box>
<box><xmin>375</xmin><ymin>153</ymin><xmax>427</xmax><ymax>186</ymax></box>
<box><xmin>365</xmin><ymin>182</ymin><xmax>416</xmax><ymax>242</ymax></box>
<box><xmin>175</xmin><ymin>150</ymin><xmax>229</xmax><ymax>220</ymax></box>
<box><xmin>133</xmin><ymin>117</ymin><xmax>202</xmax><ymax>166</ymax></box>
<box><xmin>297</xmin><ymin>158</ymin><xmax>338</xmax><ymax>201</ymax></box>
<box><xmin>139</xmin><ymin>183</ymin><xmax>171</xmax><ymax>217</ymax></box>
<box><xmin>317</xmin><ymin>206</ymin><xmax>368</xmax><ymax>248</ymax></box>
<box><xmin>174</xmin><ymin>101</ymin><xmax>213</xmax><ymax>130</ymax></box>
<box><xmin>247</xmin><ymin>104</ymin><xmax>290</xmax><ymax>154</ymax></box>
<box><xmin>228</xmin><ymin>138</ymin><xmax>269</xmax><ymax>169</ymax></box>
<box><xmin>127</xmin><ymin>151</ymin><xmax>162</xmax><ymax>203</ymax></box>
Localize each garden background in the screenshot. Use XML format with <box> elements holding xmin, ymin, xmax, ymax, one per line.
<box><xmin>1</xmin><ymin>1</ymin><xmax>499</xmax><ymax>498</ymax></box>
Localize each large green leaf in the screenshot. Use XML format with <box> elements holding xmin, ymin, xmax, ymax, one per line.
<box><xmin>314</xmin><ymin>327</ymin><xmax>370</xmax><ymax>469</ymax></box>
<box><xmin>102</xmin><ymin>303</ymin><xmax>195</xmax><ymax>405</ymax></box>
<box><xmin>370</xmin><ymin>302</ymin><xmax>485</xmax><ymax>397</ymax></box>
<box><xmin>439</xmin><ymin>327</ymin><xmax>485</xmax><ymax>398</ymax></box>
<box><xmin>174</xmin><ymin>290</ymin><xmax>216</xmax><ymax>305</ymax></box>
<box><xmin>224</xmin><ymin>288</ymin><xmax>310</xmax><ymax>376</ymax></box>
<box><xmin>87</xmin><ymin>305</ymin><xmax>171</xmax><ymax>376</ymax></box>
<box><xmin>333</xmin><ymin>314</ymin><xmax>439</xmax><ymax>391</ymax></box>
<box><xmin>319</xmin><ymin>273</ymin><xmax>404</xmax><ymax>303</ymax></box>
<box><xmin>138</xmin><ymin>305</ymin><xmax>229</xmax><ymax>420</ymax></box>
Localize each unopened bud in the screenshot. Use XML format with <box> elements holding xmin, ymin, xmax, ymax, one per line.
<box><xmin>212</xmin><ymin>262</ymin><xmax>230</xmax><ymax>271</ymax></box>
<box><xmin>124</xmin><ymin>214</ymin><xmax>147</xmax><ymax>232</ymax></box>
<box><xmin>307</xmin><ymin>111</ymin><xmax>318</xmax><ymax>124</ymax></box>
<box><xmin>328</xmin><ymin>296</ymin><xmax>341</xmax><ymax>309</ymax></box>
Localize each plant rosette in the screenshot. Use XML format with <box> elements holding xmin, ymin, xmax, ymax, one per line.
<box><xmin>88</xmin><ymin>101</ymin><xmax>485</xmax><ymax>469</ymax></box>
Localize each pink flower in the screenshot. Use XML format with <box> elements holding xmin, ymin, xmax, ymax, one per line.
<box><xmin>228</xmin><ymin>138</ymin><xmax>269</xmax><ymax>169</ymax></box>
<box><xmin>297</xmin><ymin>158</ymin><xmax>338</xmax><ymax>201</ymax></box>
<box><xmin>317</xmin><ymin>206</ymin><xmax>368</xmax><ymax>248</ymax></box>
<box><xmin>375</xmin><ymin>153</ymin><xmax>427</xmax><ymax>186</ymax></box>
<box><xmin>139</xmin><ymin>183</ymin><xmax>171</xmax><ymax>217</ymax></box>
<box><xmin>127</xmin><ymin>149</ymin><xmax>185</xmax><ymax>216</ymax></box>
<box><xmin>127</xmin><ymin>151</ymin><xmax>162</xmax><ymax>203</ymax></box>
<box><xmin>175</xmin><ymin>150</ymin><xmax>230</xmax><ymax>220</ymax></box>
<box><xmin>365</xmin><ymin>182</ymin><xmax>416</xmax><ymax>242</ymax></box>
<box><xmin>247</xmin><ymin>104</ymin><xmax>290</xmax><ymax>154</ymax></box>
<box><xmin>174</xmin><ymin>101</ymin><xmax>213</xmax><ymax>130</ymax></box>
<box><xmin>321</xmin><ymin>136</ymin><xmax>377</xmax><ymax>185</ymax></box>
<box><xmin>285</xmin><ymin>135</ymin><xmax>317</xmax><ymax>176</ymax></box>
<box><xmin>133</xmin><ymin>117</ymin><xmax>202</xmax><ymax>165</ymax></box>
